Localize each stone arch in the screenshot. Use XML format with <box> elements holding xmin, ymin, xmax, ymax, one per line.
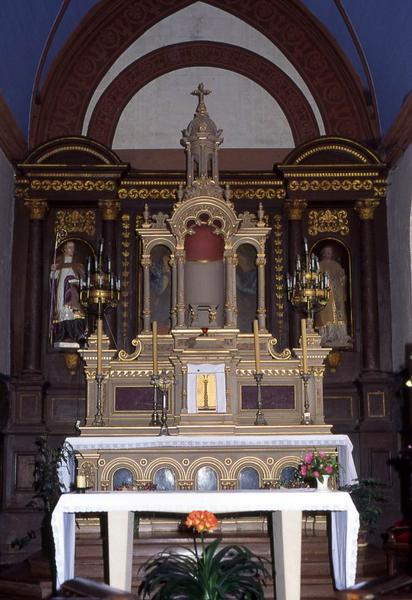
<box><xmin>100</xmin><ymin>457</ymin><xmax>143</xmax><ymax>489</ymax></box>
<box><xmin>31</xmin><ymin>0</ymin><xmax>375</xmax><ymax>146</ymax></box>
<box><xmin>186</xmin><ymin>456</ymin><xmax>228</xmax><ymax>481</ymax></box>
<box><xmin>87</xmin><ymin>42</ymin><xmax>318</xmax><ymax>146</ymax></box>
<box><xmin>271</xmin><ymin>455</ymin><xmax>301</xmax><ymax>480</ymax></box>
<box><xmin>143</xmin><ymin>457</ymin><xmax>186</xmax><ymax>481</ymax></box>
<box><xmin>228</xmin><ymin>456</ymin><xmax>271</xmax><ymax>480</ymax></box>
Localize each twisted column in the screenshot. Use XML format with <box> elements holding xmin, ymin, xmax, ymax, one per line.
<box><xmin>23</xmin><ymin>199</ymin><xmax>48</xmax><ymax>372</ymax></box>
<box><xmin>355</xmin><ymin>199</ymin><xmax>380</xmax><ymax>371</ymax></box>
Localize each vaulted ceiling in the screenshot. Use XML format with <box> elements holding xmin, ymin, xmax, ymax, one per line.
<box><xmin>0</xmin><ymin>0</ymin><xmax>410</xmax><ymax>160</ymax></box>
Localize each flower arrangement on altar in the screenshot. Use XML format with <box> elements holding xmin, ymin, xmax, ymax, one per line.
<box><xmin>299</xmin><ymin>450</ymin><xmax>339</xmax><ymax>483</ymax></box>
<box><xmin>138</xmin><ymin>510</ymin><xmax>268</xmax><ymax>599</ymax></box>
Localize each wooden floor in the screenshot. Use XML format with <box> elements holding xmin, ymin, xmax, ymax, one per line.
<box><xmin>0</xmin><ymin>526</ymin><xmax>388</xmax><ymax>599</ymax></box>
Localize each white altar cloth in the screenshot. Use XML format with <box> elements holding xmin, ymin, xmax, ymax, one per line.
<box><xmin>59</xmin><ymin>433</ymin><xmax>357</xmax><ymax>491</ymax></box>
<box><xmin>51</xmin><ymin>489</ymin><xmax>359</xmax><ymax>599</ymax></box>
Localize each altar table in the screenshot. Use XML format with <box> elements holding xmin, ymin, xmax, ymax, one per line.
<box><xmin>59</xmin><ymin>433</ymin><xmax>358</xmax><ymax>491</ymax></box>
<box><xmin>51</xmin><ymin>489</ymin><xmax>359</xmax><ymax>600</ymax></box>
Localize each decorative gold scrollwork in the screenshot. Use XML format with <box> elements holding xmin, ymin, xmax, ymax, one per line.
<box><xmin>267</xmin><ymin>338</ymin><xmax>292</xmax><ymax>360</ymax></box>
<box><xmin>55</xmin><ymin>209</ymin><xmax>96</xmax><ymax>236</ymax></box>
<box><xmin>308</xmin><ymin>209</ymin><xmax>349</xmax><ymax>236</ymax></box>
<box><xmin>118</xmin><ymin>337</ymin><xmax>143</xmax><ymax>362</ymax></box>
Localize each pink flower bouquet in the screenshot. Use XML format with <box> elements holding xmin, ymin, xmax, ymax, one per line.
<box><xmin>299</xmin><ymin>449</ymin><xmax>339</xmax><ymax>483</ymax></box>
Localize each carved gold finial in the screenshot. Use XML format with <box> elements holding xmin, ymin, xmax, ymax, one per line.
<box><xmin>354</xmin><ymin>199</ymin><xmax>379</xmax><ymax>220</ymax></box>
<box><xmin>98</xmin><ymin>200</ymin><xmax>121</xmax><ymax>221</ymax></box>
<box><xmin>284</xmin><ymin>199</ymin><xmax>307</xmax><ymax>220</ymax></box>
<box><xmin>191</xmin><ymin>82</ymin><xmax>211</xmax><ymax>115</ymax></box>
<box><xmin>24</xmin><ymin>199</ymin><xmax>48</xmax><ymax>220</ymax></box>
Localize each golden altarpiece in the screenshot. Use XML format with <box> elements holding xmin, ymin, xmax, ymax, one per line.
<box><xmin>73</xmin><ymin>87</ymin><xmax>338</xmax><ymax>494</ymax></box>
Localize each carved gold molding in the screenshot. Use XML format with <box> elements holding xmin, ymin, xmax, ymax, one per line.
<box><xmin>308</xmin><ymin>209</ymin><xmax>349</xmax><ymax>236</ymax></box>
<box><xmin>289</xmin><ymin>178</ymin><xmax>386</xmax><ymax>197</ymax></box>
<box><xmin>118</xmin><ymin>337</ymin><xmax>143</xmax><ymax>362</ymax></box>
<box><xmin>30</xmin><ymin>179</ymin><xmax>116</xmax><ymax>192</ymax></box>
<box><xmin>354</xmin><ymin>199</ymin><xmax>380</xmax><ymax>220</ymax></box>
<box><xmin>98</xmin><ymin>200</ymin><xmax>121</xmax><ymax>220</ymax></box>
<box><xmin>232</xmin><ymin>188</ymin><xmax>286</xmax><ymax>200</ymax></box>
<box><xmin>236</xmin><ymin>368</ymin><xmax>300</xmax><ymax>377</ymax></box>
<box><xmin>121</xmin><ymin>214</ymin><xmax>131</xmax><ymax>346</ymax></box>
<box><xmin>55</xmin><ymin>209</ymin><xmax>96</xmax><ymax>236</ymax></box>
<box><xmin>118</xmin><ymin>184</ymin><xmax>285</xmax><ymax>201</ymax></box>
<box><xmin>119</xmin><ymin>187</ymin><xmax>176</xmax><ymax>200</ymax></box>
<box><xmin>24</xmin><ymin>199</ymin><xmax>48</xmax><ymax>220</ymax></box>
<box><xmin>284</xmin><ymin>199</ymin><xmax>307</xmax><ymax>220</ymax></box>
<box><xmin>273</xmin><ymin>214</ymin><xmax>285</xmax><ymax>331</ymax></box>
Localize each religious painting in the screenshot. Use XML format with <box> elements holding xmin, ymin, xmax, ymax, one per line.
<box><xmin>149</xmin><ymin>244</ymin><xmax>171</xmax><ymax>333</ymax></box>
<box><xmin>49</xmin><ymin>238</ymin><xmax>91</xmax><ymax>347</ymax></box>
<box><xmin>236</xmin><ymin>244</ymin><xmax>257</xmax><ymax>333</ymax></box>
<box><xmin>313</xmin><ymin>239</ymin><xmax>352</xmax><ymax>349</ymax></box>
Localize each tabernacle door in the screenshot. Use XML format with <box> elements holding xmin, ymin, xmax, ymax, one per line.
<box><xmin>187</xmin><ymin>363</ymin><xmax>226</xmax><ymax>413</ymax></box>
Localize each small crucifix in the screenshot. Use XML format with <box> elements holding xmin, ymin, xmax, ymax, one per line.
<box><xmin>191</xmin><ymin>82</ymin><xmax>211</xmax><ymax>114</ymax></box>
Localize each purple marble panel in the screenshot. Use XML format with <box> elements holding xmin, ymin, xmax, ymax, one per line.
<box><xmin>241</xmin><ymin>385</ymin><xmax>295</xmax><ymax>410</ymax></box>
<box><xmin>115</xmin><ymin>387</ymin><xmax>168</xmax><ymax>411</ymax></box>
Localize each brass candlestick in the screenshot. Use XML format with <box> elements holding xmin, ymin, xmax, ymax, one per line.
<box><xmin>156</xmin><ymin>369</ymin><xmax>174</xmax><ymax>436</ymax></box>
<box><xmin>80</xmin><ymin>239</ymin><xmax>120</xmax><ymax>427</ymax></box>
<box><xmin>300</xmin><ymin>371</ymin><xmax>312</xmax><ymax>425</ymax></box>
<box><xmin>254</xmin><ymin>372</ymin><xmax>267</xmax><ymax>426</ymax></box>
<box><xmin>150</xmin><ymin>373</ymin><xmax>161</xmax><ymax>426</ymax></box>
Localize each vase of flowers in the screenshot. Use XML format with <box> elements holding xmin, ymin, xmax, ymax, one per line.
<box><xmin>138</xmin><ymin>510</ymin><xmax>268</xmax><ymax>599</ymax></box>
<box><xmin>299</xmin><ymin>450</ymin><xmax>339</xmax><ymax>490</ymax></box>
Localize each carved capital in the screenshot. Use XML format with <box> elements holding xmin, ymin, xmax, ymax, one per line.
<box><xmin>24</xmin><ymin>199</ymin><xmax>48</xmax><ymax>220</ymax></box>
<box><xmin>355</xmin><ymin>199</ymin><xmax>379</xmax><ymax>220</ymax></box>
<box><xmin>141</xmin><ymin>256</ymin><xmax>151</xmax><ymax>268</ymax></box>
<box><xmin>98</xmin><ymin>200</ymin><xmax>121</xmax><ymax>220</ymax></box>
<box><xmin>256</xmin><ymin>256</ymin><xmax>266</xmax><ymax>267</ymax></box>
<box><xmin>284</xmin><ymin>199</ymin><xmax>307</xmax><ymax>220</ymax></box>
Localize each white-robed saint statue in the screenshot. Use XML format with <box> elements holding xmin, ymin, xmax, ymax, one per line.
<box><xmin>50</xmin><ymin>240</ymin><xmax>86</xmax><ymax>346</ymax></box>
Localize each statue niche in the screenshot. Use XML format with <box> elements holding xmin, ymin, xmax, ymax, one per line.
<box><xmin>149</xmin><ymin>244</ymin><xmax>172</xmax><ymax>333</ymax></box>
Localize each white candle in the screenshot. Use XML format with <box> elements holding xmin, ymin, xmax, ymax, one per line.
<box><xmin>301</xmin><ymin>318</ymin><xmax>308</xmax><ymax>373</ymax></box>
<box><xmin>76</xmin><ymin>474</ymin><xmax>86</xmax><ymax>489</ymax></box>
<box><xmin>152</xmin><ymin>321</ymin><xmax>158</xmax><ymax>375</ymax></box>
<box><xmin>253</xmin><ymin>319</ymin><xmax>261</xmax><ymax>374</ymax></box>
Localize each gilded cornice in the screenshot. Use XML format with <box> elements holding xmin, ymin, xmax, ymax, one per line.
<box><xmin>29</xmin><ymin>179</ymin><xmax>116</xmax><ymax>192</ymax></box>
<box><xmin>288</xmin><ymin>178</ymin><xmax>386</xmax><ymax>197</ymax></box>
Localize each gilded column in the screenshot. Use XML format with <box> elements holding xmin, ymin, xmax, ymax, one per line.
<box><xmin>170</xmin><ymin>255</ymin><xmax>177</xmax><ymax>328</ymax></box>
<box><xmin>232</xmin><ymin>253</ymin><xmax>238</xmax><ymax>328</ymax></box>
<box><xmin>23</xmin><ymin>199</ymin><xmax>48</xmax><ymax>372</ymax></box>
<box><xmin>256</xmin><ymin>254</ymin><xmax>267</xmax><ymax>331</ymax></box>
<box><xmin>285</xmin><ymin>199</ymin><xmax>307</xmax><ymax>346</ymax></box>
<box><xmin>99</xmin><ymin>200</ymin><xmax>120</xmax><ymax>344</ymax></box>
<box><xmin>355</xmin><ymin>199</ymin><xmax>380</xmax><ymax>371</ymax></box>
<box><xmin>224</xmin><ymin>249</ymin><xmax>234</xmax><ymax>327</ymax></box>
<box><xmin>176</xmin><ymin>248</ymin><xmax>186</xmax><ymax>327</ymax></box>
<box><xmin>141</xmin><ymin>255</ymin><xmax>151</xmax><ymax>333</ymax></box>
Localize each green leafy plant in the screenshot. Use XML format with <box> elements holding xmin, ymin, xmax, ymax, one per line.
<box><xmin>340</xmin><ymin>478</ymin><xmax>388</xmax><ymax>530</ymax></box>
<box><xmin>138</xmin><ymin>510</ymin><xmax>269</xmax><ymax>599</ymax></box>
<box><xmin>11</xmin><ymin>435</ymin><xmax>74</xmax><ymax>551</ymax></box>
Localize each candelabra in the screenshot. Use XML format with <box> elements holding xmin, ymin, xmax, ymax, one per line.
<box><xmin>253</xmin><ymin>372</ymin><xmax>267</xmax><ymax>426</ymax></box>
<box><xmin>155</xmin><ymin>369</ymin><xmax>174</xmax><ymax>436</ymax></box>
<box><xmin>149</xmin><ymin>373</ymin><xmax>161</xmax><ymax>426</ymax></box>
<box><xmin>287</xmin><ymin>239</ymin><xmax>330</xmax><ymax>331</ymax></box>
<box><xmin>80</xmin><ymin>239</ymin><xmax>120</xmax><ymax>426</ymax></box>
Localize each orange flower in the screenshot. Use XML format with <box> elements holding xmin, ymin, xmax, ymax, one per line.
<box><xmin>185</xmin><ymin>510</ymin><xmax>219</xmax><ymax>533</ymax></box>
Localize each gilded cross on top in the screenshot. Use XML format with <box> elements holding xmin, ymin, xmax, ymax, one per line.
<box><xmin>191</xmin><ymin>82</ymin><xmax>211</xmax><ymax>114</ymax></box>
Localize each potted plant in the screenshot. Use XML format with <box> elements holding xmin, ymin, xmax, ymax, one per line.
<box><xmin>298</xmin><ymin>449</ymin><xmax>339</xmax><ymax>490</ymax></box>
<box><xmin>340</xmin><ymin>478</ymin><xmax>387</xmax><ymax>545</ymax></box>
<box><xmin>138</xmin><ymin>510</ymin><xmax>269</xmax><ymax>599</ymax></box>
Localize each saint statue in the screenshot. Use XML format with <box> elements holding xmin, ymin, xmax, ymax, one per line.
<box><xmin>50</xmin><ymin>240</ymin><xmax>86</xmax><ymax>345</ymax></box>
<box><xmin>315</xmin><ymin>245</ymin><xmax>352</xmax><ymax>348</ymax></box>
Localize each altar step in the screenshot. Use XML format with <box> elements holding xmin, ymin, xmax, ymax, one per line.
<box><xmin>73</xmin><ymin>530</ymin><xmax>339</xmax><ymax>599</ymax></box>
<box><xmin>0</xmin><ymin>532</ymin><xmax>387</xmax><ymax>599</ymax></box>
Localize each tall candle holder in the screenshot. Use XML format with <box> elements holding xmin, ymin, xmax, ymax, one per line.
<box><xmin>253</xmin><ymin>372</ymin><xmax>267</xmax><ymax>426</ymax></box>
<box><xmin>80</xmin><ymin>239</ymin><xmax>120</xmax><ymax>426</ymax></box>
<box><xmin>156</xmin><ymin>369</ymin><xmax>174</xmax><ymax>436</ymax></box>
<box><xmin>150</xmin><ymin>373</ymin><xmax>161</xmax><ymax>426</ymax></box>
<box><xmin>301</xmin><ymin>371</ymin><xmax>312</xmax><ymax>425</ymax></box>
